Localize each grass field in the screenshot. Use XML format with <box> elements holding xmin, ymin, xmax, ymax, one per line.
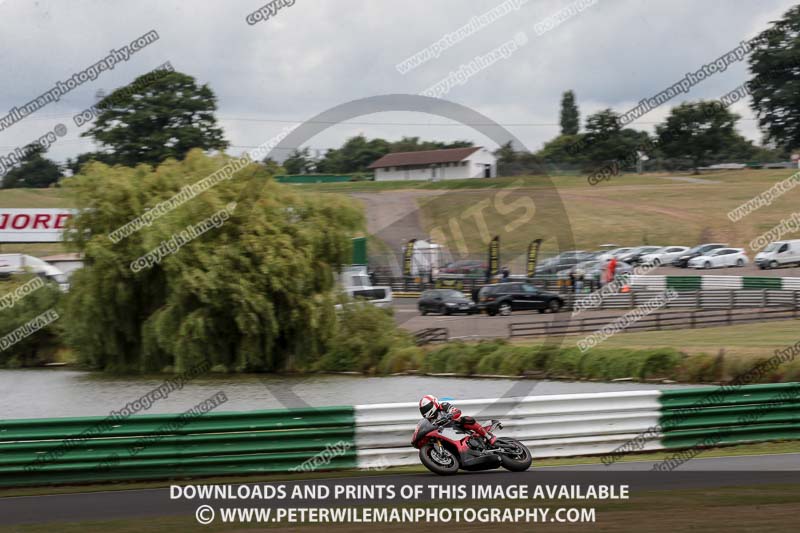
<box><xmin>414</xmin><ymin>169</ymin><xmax>800</xmax><ymax>255</ymax></box>
<box><xmin>511</xmin><ymin>319</ymin><xmax>800</xmax><ymax>382</ymax></box>
<box><xmin>530</xmin><ymin>318</ymin><xmax>800</xmax><ymax>359</ymax></box>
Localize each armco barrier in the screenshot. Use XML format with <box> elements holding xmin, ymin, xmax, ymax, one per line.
<box><xmin>2</xmin><ymin>384</ymin><xmax>797</xmax><ymax>486</ymax></box>
<box><xmin>0</xmin><ymin>407</ymin><xmax>356</xmax><ymax>487</ymax></box>
<box><xmin>658</xmin><ymin>383</ymin><xmax>800</xmax><ymax>449</ymax></box>
<box><xmin>354</xmin><ymin>383</ymin><xmax>800</xmax><ymax>469</ymax></box>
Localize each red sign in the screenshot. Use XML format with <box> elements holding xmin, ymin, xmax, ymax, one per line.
<box><xmin>0</xmin><ymin>209</ymin><xmax>76</xmax><ymax>243</ymax></box>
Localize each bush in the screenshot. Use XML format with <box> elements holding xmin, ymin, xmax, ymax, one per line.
<box><xmin>676</xmin><ymin>352</ymin><xmax>725</xmax><ymax>383</ymax></box>
<box><xmin>378</xmin><ymin>345</ymin><xmax>423</xmax><ymax>374</ymax></box>
<box><xmin>316</xmin><ymin>303</ymin><xmax>415</xmax><ymax>373</ymax></box>
<box><xmin>546</xmin><ymin>347</ymin><xmax>587</xmax><ymax>377</ymax></box>
<box><xmin>0</xmin><ymin>275</ymin><xmax>63</xmax><ymax>368</ymax></box>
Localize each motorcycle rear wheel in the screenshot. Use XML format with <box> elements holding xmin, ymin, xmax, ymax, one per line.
<box><xmin>496</xmin><ymin>438</ymin><xmax>532</xmax><ymax>472</ymax></box>
<box><xmin>419</xmin><ymin>442</ymin><xmax>460</xmax><ymax>476</ymax></box>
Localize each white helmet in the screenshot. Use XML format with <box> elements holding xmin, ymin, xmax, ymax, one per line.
<box><xmin>419</xmin><ymin>395</ymin><xmax>440</xmax><ymax>420</ymax></box>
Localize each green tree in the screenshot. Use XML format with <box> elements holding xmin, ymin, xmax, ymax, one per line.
<box><xmin>283</xmin><ymin>148</ymin><xmax>315</xmax><ymax>174</ymax></box>
<box><xmin>1</xmin><ymin>145</ymin><xmax>62</xmax><ymax>188</ymax></box>
<box><xmin>655</xmin><ymin>102</ymin><xmax>743</xmax><ymax>172</ymax></box>
<box><xmin>317</xmin><ymin>135</ymin><xmax>390</xmax><ymax>173</ymax></box>
<box><xmin>748</xmin><ymin>5</ymin><xmax>800</xmax><ymax>150</ymax></box>
<box><xmin>260</xmin><ymin>156</ymin><xmax>285</xmax><ymax>175</ymax></box>
<box><xmin>493</xmin><ymin>141</ymin><xmax>516</xmax><ymax>165</ymax></box>
<box><xmin>582</xmin><ymin>109</ymin><xmax>650</xmax><ymax>167</ymax></box>
<box><xmin>0</xmin><ymin>275</ymin><xmax>63</xmax><ymax>367</ymax></box>
<box><xmin>559</xmin><ymin>90</ymin><xmax>580</xmax><ymax>135</ymax></box>
<box><xmin>62</xmin><ymin>149</ymin><xmax>363</xmax><ymax>372</ymax></box>
<box><xmin>82</xmin><ymin>71</ymin><xmax>228</xmax><ymax>167</ymax></box>
<box><xmin>65</xmin><ymin>151</ymin><xmax>114</xmax><ymax>176</ymax></box>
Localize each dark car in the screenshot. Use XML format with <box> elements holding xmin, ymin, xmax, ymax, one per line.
<box><xmin>617</xmin><ymin>246</ymin><xmax>662</xmax><ymax>265</ymax></box>
<box><xmin>418</xmin><ymin>289</ymin><xmax>478</xmax><ymax>315</ymax></box>
<box><xmin>534</xmin><ymin>251</ymin><xmax>594</xmax><ymax>275</ymax></box>
<box><xmin>671</xmin><ymin>243</ymin><xmax>726</xmax><ymax>268</ymax></box>
<box><xmin>477</xmin><ymin>283</ymin><xmax>563</xmax><ymax>316</ymax></box>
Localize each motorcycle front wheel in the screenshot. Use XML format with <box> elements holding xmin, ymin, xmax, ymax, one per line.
<box><xmin>496</xmin><ymin>438</ymin><xmax>532</xmax><ymax>472</ymax></box>
<box><xmin>419</xmin><ymin>442</ymin><xmax>460</xmax><ymax>476</ymax></box>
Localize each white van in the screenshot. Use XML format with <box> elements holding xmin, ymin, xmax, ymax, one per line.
<box><xmin>336</xmin><ymin>266</ymin><xmax>393</xmax><ymax>309</ymax></box>
<box><xmin>755</xmin><ymin>240</ymin><xmax>800</xmax><ymax>269</ymax></box>
<box><xmin>0</xmin><ymin>253</ymin><xmax>68</xmax><ymax>289</ymax></box>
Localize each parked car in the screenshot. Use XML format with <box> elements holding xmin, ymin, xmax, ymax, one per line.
<box><xmin>755</xmin><ymin>240</ymin><xmax>800</xmax><ymax>269</ymax></box>
<box><xmin>638</xmin><ymin>246</ymin><xmax>690</xmax><ymax>266</ymax></box>
<box><xmin>617</xmin><ymin>246</ymin><xmax>663</xmax><ymax>265</ymax></box>
<box><xmin>595</xmin><ymin>247</ymin><xmax>634</xmax><ymax>261</ymax></box>
<box><xmin>440</xmin><ymin>260</ymin><xmax>487</xmax><ymax>277</ymax></box>
<box><xmin>671</xmin><ymin>243</ymin><xmax>727</xmax><ymax>268</ymax></box>
<box><xmin>534</xmin><ymin>251</ymin><xmax>593</xmax><ymax>275</ymax></box>
<box><xmin>688</xmin><ymin>248</ymin><xmax>748</xmax><ymax>269</ymax></box>
<box><xmin>476</xmin><ymin>283</ymin><xmax>564</xmax><ymax>316</ymax></box>
<box><xmin>418</xmin><ymin>289</ymin><xmax>477</xmax><ymax>315</ymax></box>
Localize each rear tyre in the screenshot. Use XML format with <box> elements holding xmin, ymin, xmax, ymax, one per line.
<box><xmin>736</xmin><ymin>259</ymin><xmax>744</xmax><ymax>267</ymax></box>
<box><xmin>420</xmin><ymin>307</ymin><xmax>427</xmax><ymax>316</ymax></box>
<box><xmin>770</xmin><ymin>260</ymin><xmax>779</xmax><ymax>269</ymax></box>
<box><xmin>704</xmin><ymin>261</ymin><xmax>712</xmax><ymax>269</ymax></box>
<box><xmin>497</xmin><ymin>438</ymin><xmax>532</xmax><ymax>472</ymax></box>
<box><xmin>498</xmin><ymin>302</ymin><xmax>512</xmax><ymax>316</ymax></box>
<box><xmin>419</xmin><ymin>442</ymin><xmax>460</xmax><ymax>476</ymax></box>
<box><xmin>548</xmin><ymin>299</ymin><xmax>561</xmax><ymax>313</ymax></box>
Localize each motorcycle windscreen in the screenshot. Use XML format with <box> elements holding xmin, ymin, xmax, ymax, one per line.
<box><xmin>411</xmin><ymin>418</ymin><xmax>437</xmax><ymax>447</ymax></box>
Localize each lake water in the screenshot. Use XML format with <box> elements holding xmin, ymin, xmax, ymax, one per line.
<box><xmin>0</xmin><ymin>369</ymin><xmax>693</xmax><ymax>420</ymax></box>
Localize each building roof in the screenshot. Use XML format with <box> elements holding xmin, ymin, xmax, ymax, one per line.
<box><xmin>41</xmin><ymin>253</ymin><xmax>83</xmax><ymax>262</ymax></box>
<box><xmin>367</xmin><ymin>146</ymin><xmax>482</xmax><ymax>169</ymax></box>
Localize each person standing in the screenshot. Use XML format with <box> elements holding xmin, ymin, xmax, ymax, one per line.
<box><xmin>574</xmin><ymin>267</ymin><xmax>584</xmax><ymax>293</ymax></box>
<box><xmin>607</xmin><ymin>257</ymin><xmax>618</xmax><ymax>285</ymax></box>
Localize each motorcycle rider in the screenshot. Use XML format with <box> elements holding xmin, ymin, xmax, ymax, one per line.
<box><xmin>418</xmin><ymin>395</ymin><xmax>496</xmax><ymax>446</ymax></box>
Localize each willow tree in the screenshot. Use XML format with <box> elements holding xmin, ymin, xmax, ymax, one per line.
<box><xmin>62</xmin><ymin>149</ymin><xmax>363</xmax><ymax>372</ymax></box>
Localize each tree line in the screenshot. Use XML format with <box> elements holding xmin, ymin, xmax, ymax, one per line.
<box><xmin>3</xmin><ymin>3</ymin><xmax>800</xmax><ymax>188</ymax></box>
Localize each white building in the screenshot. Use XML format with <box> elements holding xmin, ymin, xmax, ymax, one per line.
<box><xmin>368</xmin><ymin>146</ymin><xmax>496</xmax><ymax>181</ymax></box>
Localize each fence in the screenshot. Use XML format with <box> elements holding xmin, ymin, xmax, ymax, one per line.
<box><xmin>2</xmin><ymin>384</ymin><xmax>798</xmax><ymax>486</ymax></box>
<box><xmin>413</xmin><ymin>327</ymin><xmax>449</xmax><ymax>345</ymax></box>
<box><xmin>383</xmin><ymin>274</ymin><xmax>800</xmax><ymax>298</ymax></box>
<box><xmin>569</xmin><ymin>289</ymin><xmax>800</xmax><ymax>311</ymax></box>
<box><xmin>0</xmin><ymin>407</ymin><xmax>356</xmax><ymax>488</ymax></box>
<box><xmin>509</xmin><ymin>306</ymin><xmax>798</xmax><ymax>339</ymax></box>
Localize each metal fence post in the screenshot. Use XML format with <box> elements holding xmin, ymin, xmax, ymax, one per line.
<box><xmin>729</xmin><ymin>289</ymin><xmax>734</xmax><ymax>309</ymax></box>
<box><xmin>762</xmin><ymin>289</ymin><xmax>767</xmax><ymax>308</ymax></box>
<box><xmin>795</xmin><ymin>290</ymin><xmax>800</xmax><ymax>318</ymax></box>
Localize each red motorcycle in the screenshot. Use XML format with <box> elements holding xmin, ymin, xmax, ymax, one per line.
<box><xmin>411</xmin><ymin>416</ymin><xmax>532</xmax><ymax>475</ymax></box>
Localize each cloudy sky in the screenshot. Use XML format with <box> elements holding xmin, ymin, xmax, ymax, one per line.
<box><xmin>0</xmin><ymin>0</ymin><xmax>795</xmax><ymax>165</ymax></box>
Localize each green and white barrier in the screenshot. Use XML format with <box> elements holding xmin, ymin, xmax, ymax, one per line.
<box><xmin>1</xmin><ymin>383</ymin><xmax>797</xmax><ymax>487</ymax></box>
<box><xmin>630</xmin><ymin>275</ymin><xmax>800</xmax><ymax>292</ymax></box>
<box><xmin>353</xmin><ymin>383</ymin><xmax>800</xmax><ymax>468</ymax></box>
